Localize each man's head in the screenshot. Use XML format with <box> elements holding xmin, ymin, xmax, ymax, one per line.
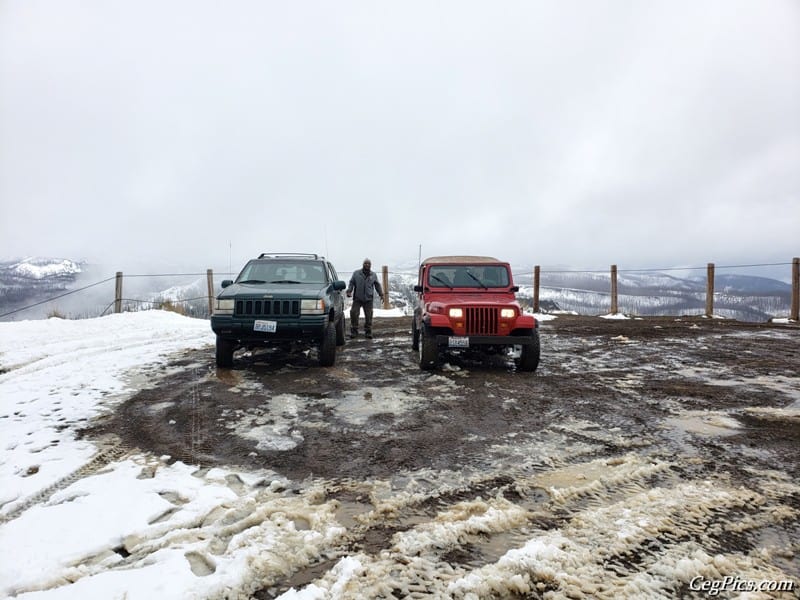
<box><xmin>362</xmin><ymin>258</ymin><xmax>372</xmax><ymax>273</ymax></box>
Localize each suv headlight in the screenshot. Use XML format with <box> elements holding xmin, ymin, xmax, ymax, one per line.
<box><xmin>448</xmin><ymin>308</ymin><xmax>463</xmax><ymax>318</ymax></box>
<box><xmin>500</xmin><ymin>308</ymin><xmax>516</xmax><ymax>319</ymax></box>
<box><xmin>214</xmin><ymin>299</ymin><xmax>234</xmax><ymax>315</ymax></box>
<box><xmin>301</xmin><ymin>299</ymin><xmax>326</xmax><ymax>315</ymax></box>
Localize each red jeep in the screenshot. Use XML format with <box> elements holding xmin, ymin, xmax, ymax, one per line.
<box><xmin>411</xmin><ymin>256</ymin><xmax>540</xmax><ymax>371</ymax></box>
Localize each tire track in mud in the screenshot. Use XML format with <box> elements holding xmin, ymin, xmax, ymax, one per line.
<box><xmin>258</xmin><ymin>453</ymin><xmax>798</xmax><ymax>598</ymax></box>
<box><xmin>85</xmin><ymin>316</ymin><xmax>799</xmax><ymax>598</ymax></box>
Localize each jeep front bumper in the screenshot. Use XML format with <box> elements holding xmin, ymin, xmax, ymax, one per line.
<box><xmin>434</xmin><ymin>334</ymin><xmax>536</xmax><ymax>348</ymax></box>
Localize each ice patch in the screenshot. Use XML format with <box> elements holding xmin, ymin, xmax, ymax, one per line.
<box><xmin>331</xmin><ymin>387</ymin><xmax>422</xmax><ymax>426</ymax></box>
<box><xmin>226</xmin><ymin>394</ymin><xmax>305</xmax><ymax>451</ymax></box>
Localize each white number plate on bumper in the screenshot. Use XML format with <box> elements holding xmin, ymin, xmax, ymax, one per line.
<box><xmin>448</xmin><ymin>336</ymin><xmax>469</xmax><ymax>348</ymax></box>
<box><xmin>254</xmin><ymin>320</ymin><xmax>277</xmax><ymax>333</ymax></box>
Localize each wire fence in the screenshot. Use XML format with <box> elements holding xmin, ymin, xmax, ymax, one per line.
<box><xmin>1</xmin><ymin>259</ymin><xmax>798</xmax><ymax>322</ymax></box>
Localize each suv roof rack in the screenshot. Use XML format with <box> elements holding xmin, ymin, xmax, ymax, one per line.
<box><xmin>257</xmin><ymin>253</ymin><xmax>322</xmax><ymax>260</ymax></box>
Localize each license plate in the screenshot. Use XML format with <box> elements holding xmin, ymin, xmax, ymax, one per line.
<box><xmin>254</xmin><ymin>320</ymin><xmax>277</xmax><ymax>333</ymax></box>
<box><xmin>448</xmin><ymin>336</ymin><xmax>469</xmax><ymax>348</ymax></box>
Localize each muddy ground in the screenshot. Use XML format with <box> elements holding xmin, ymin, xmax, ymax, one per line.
<box><xmin>86</xmin><ymin>315</ymin><xmax>799</xmax><ymax>597</ymax></box>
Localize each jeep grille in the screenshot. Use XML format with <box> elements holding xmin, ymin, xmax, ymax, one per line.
<box><xmin>466</xmin><ymin>307</ymin><xmax>498</xmax><ymax>335</ymax></box>
<box><xmin>235</xmin><ymin>299</ymin><xmax>300</xmax><ymax>317</ymax></box>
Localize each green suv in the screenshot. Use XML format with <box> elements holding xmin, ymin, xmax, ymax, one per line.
<box><xmin>211</xmin><ymin>253</ymin><xmax>347</xmax><ymax>367</ymax></box>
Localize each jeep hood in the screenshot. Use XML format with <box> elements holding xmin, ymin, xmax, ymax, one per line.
<box><xmin>426</xmin><ymin>292</ymin><xmax>521</xmax><ymax>310</ymax></box>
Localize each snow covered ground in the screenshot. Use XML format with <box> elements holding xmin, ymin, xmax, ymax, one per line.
<box><xmin>1</xmin><ymin>311</ymin><xmax>796</xmax><ymax>599</ymax></box>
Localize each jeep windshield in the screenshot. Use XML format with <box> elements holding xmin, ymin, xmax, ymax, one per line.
<box><xmin>428</xmin><ymin>265</ymin><xmax>510</xmax><ymax>288</ymax></box>
<box><xmin>236</xmin><ymin>260</ymin><xmax>328</xmax><ymax>285</ymax></box>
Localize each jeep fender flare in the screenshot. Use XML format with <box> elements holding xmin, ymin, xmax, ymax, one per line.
<box><xmin>426</xmin><ymin>314</ymin><xmax>452</xmax><ymax>329</ymax></box>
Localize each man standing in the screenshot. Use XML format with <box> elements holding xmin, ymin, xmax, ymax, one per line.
<box><xmin>347</xmin><ymin>258</ymin><xmax>384</xmax><ymax>339</ymax></box>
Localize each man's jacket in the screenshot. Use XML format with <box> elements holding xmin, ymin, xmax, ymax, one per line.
<box><xmin>348</xmin><ymin>269</ymin><xmax>383</xmax><ymax>303</ymax></box>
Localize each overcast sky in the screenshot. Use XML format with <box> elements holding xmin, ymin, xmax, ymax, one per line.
<box><xmin>1</xmin><ymin>1</ymin><xmax>798</xmax><ymax>275</ymax></box>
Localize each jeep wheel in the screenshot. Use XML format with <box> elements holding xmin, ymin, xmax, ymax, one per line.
<box><xmin>516</xmin><ymin>330</ymin><xmax>540</xmax><ymax>372</ymax></box>
<box><xmin>418</xmin><ymin>326</ymin><xmax>438</xmax><ymax>370</ymax></box>
<box><xmin>335</xmin><ymin>313</ymin><xmax>346</xmax><ymax>346</ymax></box>
<box><xmin>319</xmin><ymin>322</ymin><xmax>337</xmax><ymax>367</ymax></box>
<box><xmin>216</xmin><ymin>337</ymin><xmax>235</xmax><ymax>368</ymax></box>
<box><xmin>411</xmin><ymin>318</ymin><xmax>420</xmax><ymax>351</ymax></box>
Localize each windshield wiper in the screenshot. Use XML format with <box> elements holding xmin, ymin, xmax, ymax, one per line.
<box><xmin>237</xmin><ymin>279</ymin><xmax>266</xmax><ymax>284</ymax></box>
<box><xmin>269</xmin><ymin>280</ymin><xmax>302</xmax><ymax>284</ymax></box>
<box><xmin>430</xmin><ymin>274</ymin><xmax>453</xmax><ymax>289</ymax></box>
<box><xmin>465</xmin><ymin>271</ymin><xmax>487</xmax><ymax>289</ymax></box>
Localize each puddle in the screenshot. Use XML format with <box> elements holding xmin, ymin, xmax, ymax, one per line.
<box><xmin>664</xmin><ymin>411</ymin><xmax>742</xmax><ymax>436</ymax></box>
<box><xmin>335</xmin><ymin>499</ymin><xmax>373</xmax><ymax>528</ymax></box>
<box><xmin>533</xmin><ymin>459</ymin><xmax>626</xmax><ymax>490</ymax></box>
<box><xmin>453</xmin><ymin>527</ymin><xmax>539</xmax><ymax>568</ymax></box>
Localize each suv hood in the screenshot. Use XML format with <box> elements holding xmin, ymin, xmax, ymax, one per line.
<box><xmin>219</xmin><ymin>282</ymin><xmax>331</xmax><ymax>300</ymax></box>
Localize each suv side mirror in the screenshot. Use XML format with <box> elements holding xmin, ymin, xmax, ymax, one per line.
<box><xmin>510</xmin><ymin>286</ymin><xmax>519</xmax><ymax>293</ymax></box>
<box><xmin>221</xmin><ymin>280</ymin><xmax>233</xmax><ymax>288</ymax></box>
<box><xmin>413</xmin><ymin>285</ymin><xmax>423</xmax><ymax>293</ymax></box>
<box><xmin>332</xmin><ymin>280</ymin><xmax>346</xmax><ymax>291</ymax></box>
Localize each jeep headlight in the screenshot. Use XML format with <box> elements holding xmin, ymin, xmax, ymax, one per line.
<box><xmin>500</xmin><ymin>308</ymin><xmax>516</xmax><ymax>319</ymax></box>
<box><xmin>301</xmin><ymin>299</ymin><xmax>326</xmax><ymax>315</ymax></box>
<box><xmin>448</xmin><ymin>308</ymin><xmax>463</xmax><ymax>318</ymax></box>
<box><xmin>214</xmin><ymin>299</ymin><xmax>234</xmax><ymax>315</ymax></box>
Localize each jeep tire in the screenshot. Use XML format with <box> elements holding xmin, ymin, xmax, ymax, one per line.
<box><xmin>516</xmin><ymin>330</ymin><xmax>540</xmax><ymax>372</ymax></box>
<box><xmin>319</xmin><ymin>322</ymin><xmax>337</xmax><ymax>367</ymax></box>
<box><xmin>216</xmin><ymin>336</ymin><xmax>235</xmax><ymax>368</ymax></box>
<box><xmin>411</xmin><ymin>317</ymin><xmax>420</xmax><ymax>351</ymax></box>
<box><xmin>418</xmin><ymin>325</ymin><xmax>438</xmax><ymax>370</ymax></box>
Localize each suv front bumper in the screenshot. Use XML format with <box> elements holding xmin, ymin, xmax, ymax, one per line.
<box><xmin>211</xmin><ymin>315</ymin><xmax>328</xmax><ymax>342</ymax></box>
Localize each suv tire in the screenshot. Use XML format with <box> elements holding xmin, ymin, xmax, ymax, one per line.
<box><xmin>335</xmin><ymin>313</ymin><xmax>346</xmax><ymax>346</ymax></box>
<box><xmin>418</xmin><ymin>325</ymin><xmax>438</xmax><ymax>370</ymax></box>
<box><xmin>516</xmin><ymin>330</ymin><xmax>540</xmax><ymax>372</ymax></box>
<box><xmin>216</xmin><ymin>336</ymin><xmax>235</xmax><ymax>368</ymax></box>
<box><xmin>411</xmin><ymin>317</ymin><xmax>420</xmax><ymax>351</ymax></box>
<box><xmin>319</xmin><ymin>322</ymin><xmax>337</xmax><ymax>367</ymax></box>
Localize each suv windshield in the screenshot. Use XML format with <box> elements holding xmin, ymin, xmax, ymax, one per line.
<box><xmin>428</xmin><ymin>265</ymin><xmax>509</xmax><ymax>288</ymax></box>
<box><xmin>237</xmin><ymin>260</ymin><xmax>328</xmax><ymax>285</ymax></box>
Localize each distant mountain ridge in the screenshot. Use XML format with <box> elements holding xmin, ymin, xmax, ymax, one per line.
<box><xmin>0</xmin><ymin>257</ymin><xmax>85</xmax><ymax>317</ymax></box>
<box><xmin>3</xmin><ymin>257</ymin><xmax>83</xmax><ymax>279</ymax></box>
<box><xmin>1</xmin><ymin>256</ymin><xmax>795</xmax><ymax>322</ymax></box>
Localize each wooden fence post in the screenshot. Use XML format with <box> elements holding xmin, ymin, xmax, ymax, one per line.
<box><xmin>610</xmin><ymin>265</ymin><xmax>618</xmax><ymax>315</ymax></box>
<box><xmin>533</xmin><ymin>266</ymin><xmax>540</xmax><ymax>313</ymax></box>
<box><xmin>114</xmin><ymin>272</ymin><xmax>123</xmax><ymax>314</ymax></box>
<box><xmin>706</xmin><ymin>263</ymin><xmax>715</xmax><ymax>317</ymax></box>
<box><xmin>207</xmin><ymin>269</ymin><xmax>214</xmax><ymax>315</ymax></box>
<box><xmin>791</xmin><ymin>257</ymin><xmax>799</xmax><ymax>321</ymax></box>
<box><xmin>381</xmin><ymin>266</ymin><xmax>390</xmax><ymax>309</ymax></box>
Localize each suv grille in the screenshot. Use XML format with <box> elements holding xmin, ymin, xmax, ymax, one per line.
<box><xmin>466</xmin><ymin>307</ymin><xmax>498</xmax><ymax>335</ymax></box>
<box><xmin>235</xmin><ymin>299</ymin><xmax>300</xmax><ymax>317</ymax></box>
